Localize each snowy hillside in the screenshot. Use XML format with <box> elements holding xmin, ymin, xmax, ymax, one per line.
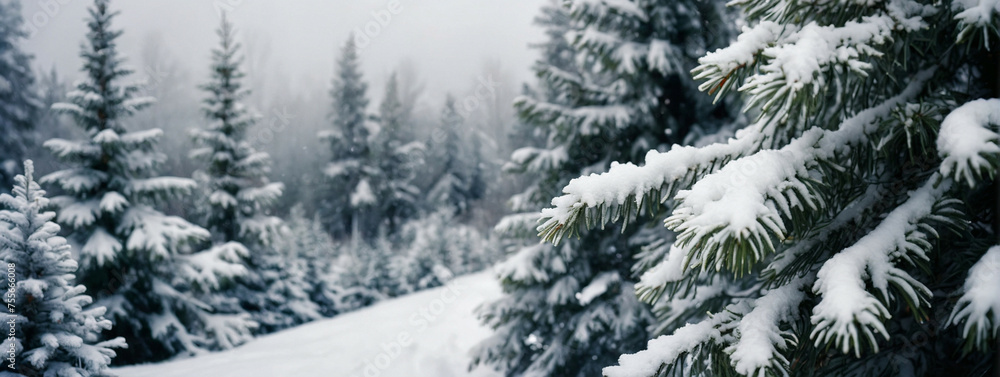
<box><xmin>114</xmin><ymin>272</ymin><xmax>502</xmax><ymax>377</ymax></box>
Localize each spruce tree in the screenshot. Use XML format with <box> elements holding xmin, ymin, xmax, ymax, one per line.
<box><xmin>42</xmin><ymin>0</ymin><xmax>247</xmax><ymax>362</ymax></box>
<box><xmin>426</xmin><ymin>96</ymin><xmax>487</xmax><ymax>216</ymax></box>
<box><xmin>0</xmin><ymin>161</ymin><xmax>126</xmax><ymax>377</ymax></box>
<box><xmin>320</xmin><ymin>36</ymin><xmax>375</xmax><ymax>239</ymax></box>
<box><xmin>371</xmin><ymin>73</ymin><xmax>424</xmax><ymax>233</ymax></box>
<box><xmin>0</xmin><ymin>0</ymin><xmax>39</xmax><ymax>191</ymax></box>
<box><xmin>190</xmin><ymin>15</ymin><xmax>307</xmax><ymax>336</ymax></box>
<box><xmin>472</xmin><ymin>1</ymin><xmax>739</xmax><ymax>376</ymax></box>
<box><xmin>538</xmin><ymin>0</ymin><xmax>1000</xmax><ymax>375</ymax></box>
<box><xmin>277</xmin><ymin>205</ymin><xmax>339</xmax><ymax>316</ymax></box>
<box><xmin>394</xmin><ymin>210</ymin><xmax>489</xmax><ymax>293</ymax></box>
<box><xmin>191</xmin><ymin>15</ymin><xmax>284</xmax><ymax>248</ymax></box>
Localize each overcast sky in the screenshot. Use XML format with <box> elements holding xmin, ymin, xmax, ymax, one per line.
<box><xmin>20</xmin><ymin>0</ymin><xmax>547</xmax><ymax>103</ymax></box>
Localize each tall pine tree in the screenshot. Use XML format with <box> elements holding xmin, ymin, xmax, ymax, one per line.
<box><xmin>42</xmin><ymin>0</ymin><xmax>247</xmax><ymax>363</ymax></box>
<box><xmin>320</xmin><ymin>36</ymin><xmax>375</xmax><ymax>239</ymax></box>
<box><xmin>473</xmin><ymin>1</ymin><xmax>740</xmax><ymax>376</ymax></box>
<box><xmin>191</xmin><ymin>15</ymin><xmax>284</xmax><ymax>248</ymax></box>
<box><xmin>0</xmin><ymin>161</ymin><xmax>126</xmax><ymax>377</ymax></box>
<box><xmin>538</xmin><ymin>0</ymin><xmax>1000</xmax><ymax>375</ymax></box>
<box><xmin>0</xmin><ymin>0</ymin><xmax>40</xmax><ymax>191</ymax></box>
<box><xmin>189</xmin><ymin>14</ymin><xmax>311</xmax><ymax>336</ymax></box>
<box><xmin>426</xmin><ymin>95</ymin><xmax>487</xmax><ymax>217</ymax></box>
<box><xmin>371</xmin><ymin>72</ymin><xmax>424</xmax><ymax>233</ymax></box>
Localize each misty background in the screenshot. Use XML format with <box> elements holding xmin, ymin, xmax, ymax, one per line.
<box><xmin>21</xmin><ymin>0</ymin><xmax>547</xmax><ymax>227</ymax></box>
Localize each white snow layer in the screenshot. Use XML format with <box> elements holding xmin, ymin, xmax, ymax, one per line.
<box><xmin>577</xmin><ymin>271</ymin><xmax>620</xmax><ymax>305</ymax></box>
<box><xmin>114</xmin><ymin>272</ymin><xmax>503</xmax><ymax>377</ymax></box>
<box><xmin>350</xmin><ymin>179</ymin><xmax>377</xmax><ymax>207</ymax></box>
<box><xmin>811</xmin><ymin>178</ymin><xmax>945</xmax><ymax>356</ymax></box>
<box><xmin>727</xmin><ymin>278</ymin><xmax>808</xmax><ymax>376</ymax></box>
<box><xmin>604</xmin><ymin>309</ymin><xmax>730</xmax><ymax>377</ymax></box>
<box><xmin>937</xmin><ymin>98</ymin><xmax>1000</xmax><ymax>187</ymax></box>
<box><xmin>954</xmin><ymin>0</ymin><xmax>1000</xmax><ymax>28</ymax></box>
<box><xmin>636</xmin><ymin>244</ymin><xmax>688</xmax><ymax>291</ymax></box>
<box><xmin>949</xmin><ymin>246</ymin><xmax>1000</xmax><ymax>346</ymax></box>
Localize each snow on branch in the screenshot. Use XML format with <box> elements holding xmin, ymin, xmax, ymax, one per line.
<box><xmin>43</xmin><ymin>139</ymin><xmax>101</xmax><ymax>161</ymax></box>
<box><xmin>120</xmin><ymin>128</ymin><xmax>164</xmax><ymax>148</ymax></box>
<box><xmin>726</xmin><ymin>276</ymin><xmax>809</xmax><ymax>377</ymax></box>
<box><xmin>493</xmin><ymin>212</ymin><xmax>542</xmax><ymax>237</ymax></box>
<box><xmin>603</xmin><ymin>301</ymin><xmax>739</xmax><ymax>377</ymax></box>
<box><xmin>937</xmin><ymin>98</ymin><xmax>1000</xmax><ymax>187</ymax></box>
<box><xmin>50</xmin><ymin>102</ymin><xmax>86</xmax><ymax>117</ymax></box>
<box><xmin>121</xmin><ymin>206</ymin><xmax>210</xmax><ymax>259</ymax></box>
<box><xmin>81</xmin><ymin>228</ymin><xmax>122</xmax><ymax>267</ymax></box>
<box><xmin>569</xmin><ymin>0</ymin><xmax>647</xmax><ymax>22</ymax></box>
<box><xmin>509</xmin><ymin>146</ymin><xmax>569</xmax><ymax>174</ymax></box>
<box><xmin>239</xmin><ymin>215</ymin><xmax>283</xmax><ymax>246</ymax></box>
<box><xmin>494</xmin><ymin>243</ymin><xmax>561</xmax><ymax>285</ymax></box>
<box><xmin>954</xmin><ymin>0</ymin><xmax>1000</xmax><ymax>42</ymax></box>
<box><xmin>40</xmin><ymin>168</ymin><xmax>106</xmax><ymax>194</ymax></box>
<box><xmin>55</xmin><ymin>199</ymin><xmax>101</xmax><ymax>229</ymax></box>
<box><xmin>237</xmin><ymin>182</ymin><xmax>284</xmax><ymax>205</ymax></box>
<box><xmin>538</xmin><ymin>126</ymin><xmax>764</xmax><ymax>244</ymax></box>
<box><xmin>810</xmin><ymin>177</ymin><xmax>952</xmax><ymax>357</ymax></box>
<box><xmin>127</xmin><ymin>177</ymin><xmax>198</xmax><ymax>201</ymax></box>
<box><xmin>178</xmin><ymin>242</ymin><xmax>248</xmax><ymax>292</ymax></box>
<box><xmin>538</xmin><ymin>70</ymin><xmax>933</xmax><ymax>276</ymax></box>
<box><xmin>694</xmin><ymin>0</ymin><xmax>931</xmax><ymax>116</ymax></box>
<box><xmin>948</xmin><ymin>245</ymin><xmax>1000</xmax><ymax>351</ymax></box>
<box><xmin>693</xmin><ymin>21</ymin><xmax>782</xmax><ymax>100</ymax></box>
<box><xmin>122</xmin><ymin>96</ymin><xmax>156</xmax><ymax>113</ymax></box>
<box><xmin>573</xmin><ymin>105</ymin><xmax>632</xmax><ymax>132</ymax></box>
<box><xmin>741</xmin><ymin>17</ymin><xmax>894</xmax><ymax>125</ymax></box>
<box><xmin>634</xmin><ymin>244</ymin><xmax>689</xmax><ymax>303</ymax></box>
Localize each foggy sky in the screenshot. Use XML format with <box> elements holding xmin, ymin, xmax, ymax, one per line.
<box><xmin>19</xmin><ymin>0</ymin><xmax>547</xmax><ymax>105</ymax></box>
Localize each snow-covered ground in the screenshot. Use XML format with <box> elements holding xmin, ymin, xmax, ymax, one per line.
<box><xmin>114</xmin><ymin>272</ymin><xmax>503</xmax><ymax>377</ymax></box>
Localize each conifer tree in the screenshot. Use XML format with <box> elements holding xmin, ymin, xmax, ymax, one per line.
<box><xmin>371</xmin><ymin>73</ymin><xmax>424</xmax><ymax>233</ymax></box>
<box><xmin>320</xmin><ymin>36</ymin><xmax>375</xmax><ymax>239</ymax></box>
<box><xmin>426</xmin><ymin>96</ymin><xmax>487</xmax><ymax>216</ymax></box>
<box><xmin>473</xmin><ymin>1</ymin><xmax>740</xmax><ymax>376</ymax></box>
<box><xmin>537</xmin><ymin>0</ymin><xmax>1000</xmax><ymax>375</ymax></box>
<box><xmin>42</xmin><ymin>0</ymin><xmax>246</xmax><ymax>362</ymax></box>
<box><xmin>0</xmin><ymin>0</ymin><xmax>40</xmax><ymax>191</ymax></box>
<box><xmin>0</xmin><ymin>161</ymin><xmax>126</xmax><ymax>376</ymax></box>
<box><xmin>190</xmin><ymin>15</ymin><xmax>306</xmax><ymax>336</ymax></box>
<box><xmin>191</xmin><ymin>14</ymin><xmax>284</xmax><ymax>248</ymax></box>
<box><xmin>278</xmin><ymin>205</ymin><xmax>339</xmax><ymax>316</ymax></box>
<box><xmin>394</xmin><ymin>210</ymin><xmax>488</xmax><ymax>293</ymax></box>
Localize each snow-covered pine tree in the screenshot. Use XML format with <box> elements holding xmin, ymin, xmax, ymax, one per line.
<box><xmin>189</xmin><ymin>14</ymin><xmax>309</xmax><ymax>337</ymax></box>
<box><xmin>472</xmin><ymin>1</ymin><xmax>740</xmax><ymax>376</ymax></box>
<box><xmin>371</xmin><ymin>72</ymin><xmax>424</xmax><ymax>233</ymax></box>
<box><xmin>426</xmin><ymin>95</ymin><xmax>487</xmax><ymax>216</ymax></box>
<box><xmin>0</xmin><ymin>0</ymin><xmax>40</xmax><ymax>191</ymax></box>
<box><xmin>329</xmin><ymin>237</ymin><xmax>391</xmax><ymax>311</ymax></box>
<box><xmin>538</xmin><ymin>0</ymin><xmax>1000</xmax><ymax>375</ymax></box>
<box><xmin>319</xmin><ymin>36</ymin><xmax>376</xmax><ymax>239</ymax></box>
<box><xmin>278</xmin><ymin>204</ymin><xmax>339</xmax><ymax>316</ymax></box>
<box><xmin>247</xmin><ymin>241</ymin><xmax>321</xmax><ymax>333</ymax></box>
<box><xmin>393</xmin><ymin>210</ymin><xmax>489</xmax><ymax>293</ymax></box>
<box><xmin>191</xmin><ymin>14</ymin><xmax>283</xmax><ymax>248</ymax></box>
<box><xmin>0</xmin><ymin>161</ymin><xmax>126</xmax><ymax>376</ymax></box>
<box><xmin>42</xmin><ymin>0</ymin><xmax>248</xmax><ymax>363</ymax></box>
